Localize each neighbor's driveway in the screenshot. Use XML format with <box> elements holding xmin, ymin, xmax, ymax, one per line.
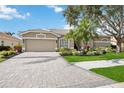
<box><xmin>0</xmin><ymin>52</ymin><xmax>115</xmax><ymax>88</ymax></box>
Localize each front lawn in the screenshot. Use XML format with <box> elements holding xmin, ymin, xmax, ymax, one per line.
<box><xmin>90</xmin><ymin>65</ymin><xmax>124</xmax><ymax>82</ymax></box>
<box><xmin>0</xmin><ymin>57</ymin><xmax>5</xmax><ymax>62</ymax></box>
<box><xmin>64</xmin><ymin>52</ymin><xmax>124</xmax><ymax>62</ymax></box>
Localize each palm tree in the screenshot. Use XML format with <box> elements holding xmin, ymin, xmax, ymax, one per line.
<box><xmin>5</xmin><ymin>32</ymin><xmax>15</xmax><ymax>36</ymax></box>
<box><xmin>65</xmin><ymin>16</ymin><xmax>98</xmax><ymax>51</ymax></box>
<box><xmin>65</xmin><ymin>29</ymin><xmax>81</xmax><ymax>51</ymax></box>
<box><xmin>77</xmin><ymin>16</ymin><xmax>99</xmax><ymax>49</ymax></box>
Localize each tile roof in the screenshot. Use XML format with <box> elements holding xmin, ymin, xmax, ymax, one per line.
<box><xmin>0</xmin><ymin>32</ymin><xmax>20</xmax><ymax>42</ymax></box>
<box><xmin>49</xmin><ymin>29</ymin><xmax>69</xmax><ymax>35</ymax></box>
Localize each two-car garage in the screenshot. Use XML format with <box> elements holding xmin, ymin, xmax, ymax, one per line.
<box><xmin>25</xmin><ymin>39</ymin><xmax>57</xmax><ymax>52</ymax></box>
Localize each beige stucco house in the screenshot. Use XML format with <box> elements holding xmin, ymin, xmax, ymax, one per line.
<box><xmin>20</xmin><ymin>29</ymin><xmax>112</xmax><ymax>52</ymax></box>
<box><xmin>0</xmin><ymin>32</ymin><xmax>21</xmax><ymax>48</ymax></box>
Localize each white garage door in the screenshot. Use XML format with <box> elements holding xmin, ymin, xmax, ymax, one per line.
<box><xmin>25</xmin><ymin>39</ymin><xmax>57</xmax><ymax>52</ymax></box>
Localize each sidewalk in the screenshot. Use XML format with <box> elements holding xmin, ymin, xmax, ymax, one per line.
<box><xmin>73</xmin><ymin>59</ymin><xmax>124</xmax><ymax>70</ymax></box>
<box><xmin>97</xmin><ymin>82</ymin><xmax>124</xmax><ymax>88</ymax></box>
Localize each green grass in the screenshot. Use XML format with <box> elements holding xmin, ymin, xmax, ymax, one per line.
<box><xmin>63</xmin><ymin>52</ymin><xmax>124</xmax><ymax>62</ymax></box>
<box><xmin>0</xmin><ymin>57</ymin><xmax>5</xmax><ymax>62</ymax></box>
<box><xmin>90</xmin><ymin>65</ymin><xmax>124</xmax><ymax>82</ymax></box>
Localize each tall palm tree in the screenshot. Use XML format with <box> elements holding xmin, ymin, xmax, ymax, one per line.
<box><xmin>77</xmin><ymin>16</ymin><xmax>99</xmax><ymax>48</ymax></box>
<box><xmin>65</xmin><ymin>16</ymin><xmax>98</xmax><ymax>51</ymax></box>
<box><xmin>65</xmin><ymin>29</ymin><xmax>81</xmax><ymax>51</ymax></box>
<box><xmin>5</xmin><ymin>32</ymin><xmax>15</xmax><ymax>36</ymax></box>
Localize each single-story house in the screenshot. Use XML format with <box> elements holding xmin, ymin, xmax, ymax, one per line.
<box><xmin>20</xmin><ymin>29</ymin><xmax>113</xmax><ymax>52</ymax></box>
<box><xmin>0</xmin><ymin>32</ymin><xmax>21</xmax><ymax>48</ymax></box>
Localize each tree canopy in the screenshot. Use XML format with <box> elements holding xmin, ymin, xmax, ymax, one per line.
<box><xmin>63</xmin><ymin>5</ymin><xmax>124</xmax><ymax>52</ymax></box>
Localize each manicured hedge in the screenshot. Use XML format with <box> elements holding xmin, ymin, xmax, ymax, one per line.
<box><xmin>0</xmin><ymin>46</ymin><xmax>11</xmax><ymax>51</ymax></box>
<box><xmin>58</xmin><ymin>47</ymin><xmax>114</xmax><ymax>56</ymax></box>
<box><xmin>0</xmin><ymin>50</ymin><xmax>16</xmax><ymax>58</ymax></box>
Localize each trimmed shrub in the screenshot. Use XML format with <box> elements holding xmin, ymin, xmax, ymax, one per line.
<box><xmin>104</xmin><ymin>47</ymin><xmax>113</xmax><ymax>53</ymax></box>
<box><xmin>7</xmin><ymin>50</ymin><xmax>16</xmax><ymax>55</ymax></box>
<box><xmin>86</xmin><ymin>51</ymin><xmax>102</xmax><ymax>56</ymax></box>
<box><xmin>94</xmin><ymin>51</ymin><xmax>103</xmax><ymax>55</ymax></box>
<box><xmin>14</xmin><ymin>44</ymin><xmax>22</xmax><ymax>53</ymax></box>
<box><xmin>0</xmin><ymin>46</ymin><xmax>11</xmax><ymax>51</ymax></box>
<box><xmin>56</xmin><ymin>48</ymin><xmax>60</xmax><ymax>52</ymax></box>
<box><xmin>72</xmin><ymin>49</ymin><xmax>79</xmax><ymax>56</ymax></box>
<box><xmin>0</xmin><ymin>51</ymin><xmax>9</xmax><ymax>56</ymax></box>
<box><xmin>0</xmin><ymin>50</ymin><xmax>16</xmax><ymax>57</ymax></box>
<box><xmin>86</xmin><ymin>51</ymin><xmax>95</xmax><ymax>56</ymax></box>
<box><xmin>59</xmin><ymin>48</ymin><xmax>73</xmax><ymax>56</ymax></box>
<box><xmin>0</xmin><ymin>54</ymin><xmax>5</xmax><ymax>58</ymax></box>
<box><xmin>102</xmin><ymin>50</ymin><xmax>107</xmax><ymax>54</ymax></box>
<box><xmin>59</xmin><ymin>48</ymin><xmax>71</xmax><ymax>52</ymax></box>
<box><xmin>60</xmin><ymin>51</ymin><xmax>72</xmax><ymax>56</ymax></box>
<box><xmin>79</xmin><ymin>49</ymin><xmax>88</xmax><ymax>56</ymax></box>
<box><xmin>95</xmin><ymin>47</ymin><xmax>113</xmax><ymax>53</ymax></box>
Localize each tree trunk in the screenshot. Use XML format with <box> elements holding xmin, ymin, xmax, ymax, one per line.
<box><xmin>116</xmin><ymin>41</ymin><xmax>121</xmax><ymax>53</ymax></box>
<box><xmin>84</xmin><ymin>42</ymin><xmax>88</xmax><ymax>50</ymax></box>
<box><xmin>76</xmin><ymin>43</ymin><xmax>80</xmax><ymax>51</ymax></box>
<box><xmin>75</xmin><ymin>42</ymin><xmax>80</xmax><ymax>51</ymax></box>
<box><xmin>92</xmin><ymin>39</ymin><xmax>95</xmax><ymax>49</ymax></box>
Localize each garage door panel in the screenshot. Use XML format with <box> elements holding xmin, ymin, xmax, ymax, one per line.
<box><xmin>26</xmin><ymin>39</ymin><xmax>57</xmax><ymax>52</ymax></box>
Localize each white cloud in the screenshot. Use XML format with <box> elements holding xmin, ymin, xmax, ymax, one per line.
<box><xmin>0</xmin><ymin>5</ymin><xmax>31</xmax><ymax>20</ymax></box>
<box><xmin>26</xmin><ymin>12</ymin><xmax>31</xmax><ymax>16</ymax></box>
<box><xmin>64</xmin><ymin>24</ymin><xmax>74</xmax><ymax>29</ymax></box>
<box><xmin>0</xmin><ymin>14</ymin><xmax>13</xmax><ymax>20</ymax></box>
<box><xmin>47</xmin><ymin>5</ymin><xmax>63</xmax><ymax>13</ymax></box>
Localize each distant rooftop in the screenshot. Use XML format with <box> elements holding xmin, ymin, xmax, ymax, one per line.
<box><xmin>0</xmin><ymin>32</ymin><xmax>20</xmax><ymax>42</ymax></box>
<box><xmin>49</xmin><ymin>29</ymin><xmax>69</xmax><ymax>35</ymax></box>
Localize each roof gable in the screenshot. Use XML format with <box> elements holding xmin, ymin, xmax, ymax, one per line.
<box><xmin>20</xmin><ymin>29</ymin><xmax>60</xmax><ymax>37</ymax></box>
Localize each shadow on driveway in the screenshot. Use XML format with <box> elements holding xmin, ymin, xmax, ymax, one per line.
<box><xmin>24</xmin><ymin>56</ymin><xmax>61</xmax><ymax>65</ymax></box>
<box><xmin>13</xmin><ymin>56</ymin><xmax>56</xmax><ymax>59</ymax></box>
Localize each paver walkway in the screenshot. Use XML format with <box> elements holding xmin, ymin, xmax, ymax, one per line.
<box><xmin>97</xmin><ymin>82</ymin><xmax>124</xmax><ymax>88</ymax></box>
<box><xmin>73</xmin><ymin>59</ymin><xmax>124</xmax><ymax>70</ymax></box>
<box><xmin>0</xmin><ymin>52</ymin><xmax>116</xmax><ymax>88</ymax></box>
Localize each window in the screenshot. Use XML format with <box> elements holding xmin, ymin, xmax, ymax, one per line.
<box><xmin>60</xmin><ymin>39</ymin><xmax>68</xmax><ymax>48</ymax></box>
<box><xmin>36</xmin><ymin>33</ymin><xmax>46</xmax><ymax>38</ymax></box>
<box><xmin>1</xmin><ymin>41</ymin><xmax>4</xmax><ymax>46</ymax></box>
<box><xmin>102</xmin><ymin>38</ymin><xmax>108</xmax><ymax>41</ymax></box>
<box><xmin>12</xmin><ymin>43</ymin><xmax>13</xmax><ymax>46</ymax></box>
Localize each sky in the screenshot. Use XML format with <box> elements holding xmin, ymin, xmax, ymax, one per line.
<box><xmin>0</xmin><ymin>5</ymin><xmax>69</xmax><ymax>36</ymax></box>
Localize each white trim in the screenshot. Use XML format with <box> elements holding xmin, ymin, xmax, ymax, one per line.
<box><xmin>101</xmin><ymin>38</ymin><xmax>109</xmax><ymax>41</ymax></box>
<box><xmin>36</xmin><ymin>33</ymin><xmax>46</xmax><ymax>38</ymax></box>
<box><xmin>22</xmin><ymin>37</ymin><xmax>57</xmax><ymax>40</ymax></box>
<box><xmin>94</xmin><ymin>41</ymin><xmax>110</xmax><ymax>43</ymax></box>
<box><xmin>20</xmin><ymin>30</ymin><xmax>60</xmax><ymax>37</ymax></box>
<box><xmin>68</xmin><ymin>39</ymin><xmax>70</xmax><ymax>48</ymax></box>
<box><xmin>59</xmin><ymin>37</ymin><xmax>69</xmax><ymax>48</ymax></box>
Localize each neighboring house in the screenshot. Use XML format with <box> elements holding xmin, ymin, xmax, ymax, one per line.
<box><xmin>20</xmin><ymin>29</ymin><xmax>112</xmax><ymax>52</ymax></box>
<box><xmin>93</xmin><ymin>36</ymin><xmax>111</xmax><ymax>48</ymax></box>
<box><xmin>0</xmin><ymin>32</ymin><xmax>21</xmax><ymax>48</ymax></box>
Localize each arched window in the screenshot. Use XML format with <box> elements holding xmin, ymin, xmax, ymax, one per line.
<box><xmin>60</xmin><ymin>38</ymin><xmax>68</xmax><ymax>48</ymax></box>
<box><xmin>102</xmin><ymin>38</ymin><xmax>108</xmax><ymax>41</ymax></box>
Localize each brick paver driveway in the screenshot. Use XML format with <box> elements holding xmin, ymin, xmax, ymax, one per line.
<box><xmin>0</xmin><ymin>52</ymin><xmax>115</xmax><ymax>88</ymax></box>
